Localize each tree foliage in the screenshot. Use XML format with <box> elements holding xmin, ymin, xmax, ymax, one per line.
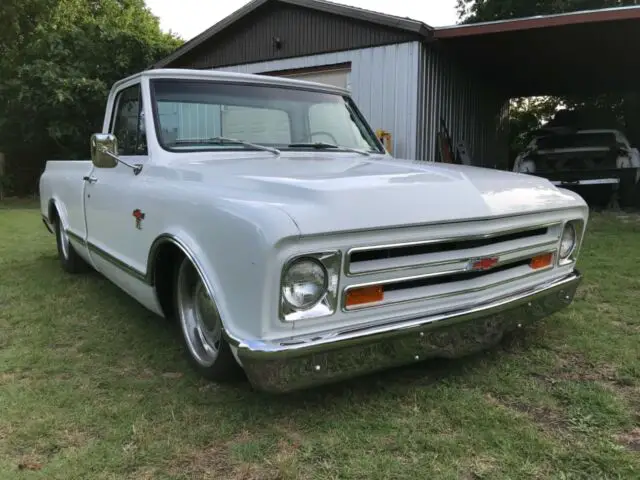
<box><xmin>0</xmin><ymin>0</ymin><xmax>182</xmax><ymax>194</ymax></box>
<box><xmin>457</xmin><ymin>0</ymin><xmax>640</xmax><ymax>24</ymax></box>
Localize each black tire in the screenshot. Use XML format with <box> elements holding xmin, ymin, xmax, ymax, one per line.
<box><xmin>54</xmin><ymin>216</ymin><xmax>90</xmax><ymax>274</ymax></box>
<box><xmin>173</xmin><ymin>257</ymin><xmax>242</xmax><ymax>382</ymax></box>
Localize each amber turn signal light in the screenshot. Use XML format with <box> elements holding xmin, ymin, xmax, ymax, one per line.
<box><xmin>530</xmin><ymin>253</ymin><xmax>554</xmax><ymax>270</ymax></box>
<box><xmin>345</xmin><ymin>285</ymin><xmax>384</xmax><ymax>308</ymax></box>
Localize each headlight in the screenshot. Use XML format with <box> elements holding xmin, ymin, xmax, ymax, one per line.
<box><xmin>282</xmin><ymin>258</ymin><xmax>328</xmax><ymax>310</ymax></box>
<box><xmin>280</xmin><ymin>252</ymin><xmax>342</xmax><ymax>322</ymax></box>
<box><xmin>559</xmin><ymin>223</ymin><xmax>577</xmax><ymax>259</ymax></box>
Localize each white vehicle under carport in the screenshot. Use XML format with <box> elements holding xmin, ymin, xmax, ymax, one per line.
<box><xmin>513</xmin><ymin>128</ymin><xmax>640</xmax><ymax>207</ymax></box>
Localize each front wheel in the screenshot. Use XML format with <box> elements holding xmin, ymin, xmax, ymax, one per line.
<box><xmin>174</xmin><ymin>258</ymin><xmax>242</xmax><ymax>381</ymax></box>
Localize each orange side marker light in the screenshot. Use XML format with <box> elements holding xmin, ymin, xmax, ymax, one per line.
<box><xmin>345</xmin><ymin>285</ymin><xmax>384</xmax><ymax>308</ymax></box>
<box><xmin>530</xmin><ymin>253</ymin><xmax>554</xmax><ymax>270</ymax></box>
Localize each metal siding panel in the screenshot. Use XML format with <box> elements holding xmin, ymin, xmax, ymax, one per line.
<box><xmin>216</xmin><ymin>42</ymin><xmax>421</xmax><ymax>159</ymax></box>
<box><xmin>417</xmin><ymin>44</ymin><xmax>508</xmax><ymax>167</ymax></box>
<box><xmin>367</xmin><ymin>47</ymin><xmax>380</xmax><ymax>128</ymax></box>
<box><xmin>415</xmin><ymin>47</ymin><xmax>425</xmax><ymax>160</ymax></box>
<box><xmin>405</xmin><ymin>42</ymin><xmax>419</xmax><ymax>159</ymax></box>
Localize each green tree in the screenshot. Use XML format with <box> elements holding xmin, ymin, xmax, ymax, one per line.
<box><xmin>457</xmin><ymin>0</ymin><xmax>640</xmax><ymax>24</ymax></box>
<box><xmin>0</xmin><ymin>0</ymin><xmax>182</xmax><ymax>195</ymax></box>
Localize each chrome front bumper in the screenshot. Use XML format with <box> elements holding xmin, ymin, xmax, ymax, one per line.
<box><xmin>233</xmin><ymin>270</ymin><xmax>582</xmax><ymax>393</ymax></box>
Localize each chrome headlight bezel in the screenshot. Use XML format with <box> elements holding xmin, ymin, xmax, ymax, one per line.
<box><xmin>558</xmin><ymin>219</ymin><xmax>585</xmax><ymax>266</ymax></box>
<box><xmin>280</xmin><ymin>251</ymin><xmax>341</xmax><ymax>322</ymax></box>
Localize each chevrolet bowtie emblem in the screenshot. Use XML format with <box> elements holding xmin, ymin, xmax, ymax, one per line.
<box><xmin>467</xmin><ymin>257</ymin><xmax>499</xmax><ymax>272</ymax></box>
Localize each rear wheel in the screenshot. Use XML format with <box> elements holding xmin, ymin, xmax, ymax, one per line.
<box><xmin>54</xmin><ymin>214</ymin><xmax>90</xmax><ymax>274</ymax></box>
<box><xmin>174</xmin><ymin>257</ymin><xmax>241</xmax><ymax>381</ymax></box>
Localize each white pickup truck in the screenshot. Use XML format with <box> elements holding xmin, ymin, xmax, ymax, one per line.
<box><xmin>39</xmin><ymin>69</ymin><xmax>588</xmax><ymax>393</ymax></box>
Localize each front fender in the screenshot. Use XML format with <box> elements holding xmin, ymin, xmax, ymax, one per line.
<box><xmin>148</xmin><ymin>202</ymin><xmax>300</xmax><ymax>343</ymax></box>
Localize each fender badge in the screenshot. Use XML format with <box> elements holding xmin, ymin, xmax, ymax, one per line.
<box><xmin>467</xmin><ymin>257</ymin><xmax>499</xmax><ymax>272</ymax></box>
<box><xmin>132</xmin><ymin>209</ymin><xmax>145</xmax><ymax>230</ymax></box>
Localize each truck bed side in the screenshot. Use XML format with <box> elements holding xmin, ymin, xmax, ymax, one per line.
<box><xmin>39</xmin><ymin>160</ymin><xmax>93</xmax><ymax>241</ymax></box>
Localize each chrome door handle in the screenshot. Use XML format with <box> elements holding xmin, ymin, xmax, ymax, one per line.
<box><xmin>83</xmin><ymin>175</ymin><xmax>98</xmax><ymax>184</ymax></box>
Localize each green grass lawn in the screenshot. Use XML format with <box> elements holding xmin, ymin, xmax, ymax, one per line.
<box><xmin>1</xmin><ymin>204</ymin><xmax>639</xmax><ymax>479</ymax></box>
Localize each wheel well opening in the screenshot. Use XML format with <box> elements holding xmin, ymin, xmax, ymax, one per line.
<box><xmin>48</xmin><ymin>201</ymin><xmax>59</xmax><ymax>224</ymax></box>
<box><xmin>152</xmin><ymin>242</ymin><xmax>185</xmax><ymax>321</ymax></box>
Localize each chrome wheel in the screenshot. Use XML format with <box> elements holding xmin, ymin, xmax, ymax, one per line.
<box><xmin>176</xmin><ymin>260</ymin><xmax>223</xmax><ymax>367</ymax></box>
<box><xmin>58</xmin><ymin>222</ymin><xmax>70</xmax><ymax>260</ymax></box>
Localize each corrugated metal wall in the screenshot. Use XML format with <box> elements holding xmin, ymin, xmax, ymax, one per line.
<box><xmin>216</xmin><ymin>42</ymin><xmax>422</xmax><ymax>159</ymax></box>
<box><xmin>417</xmin><ymin>43</ymin><xmax>510</xmax><ymax>168</ymax></box>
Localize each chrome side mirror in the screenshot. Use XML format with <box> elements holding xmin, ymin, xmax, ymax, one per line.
<box><xmin>90</xmin><ymin>133</ymin><xmax>118</xmax><ymax>169</ymax></box>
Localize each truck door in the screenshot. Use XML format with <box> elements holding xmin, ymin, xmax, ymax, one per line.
<box><xmin>83</xmin><ymin>81</ymin><xmax>155</xmax><ymax>290</ymax></box>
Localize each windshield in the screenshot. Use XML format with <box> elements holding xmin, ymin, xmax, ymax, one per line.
<box><xmin>150</xmin><ymin>79</ymin><xmax>384</xmax><ymax>154</ymax></box>
<box><xmin>535</xmin><ymin>132</ymin><xmax>618</xmax><ymax>150</ymax></box>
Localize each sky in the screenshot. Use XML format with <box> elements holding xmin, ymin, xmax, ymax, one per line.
<box><xmin>145</xmin><ymin>0</ymin><xmax>459</xmax><ymax>41</ymax></box>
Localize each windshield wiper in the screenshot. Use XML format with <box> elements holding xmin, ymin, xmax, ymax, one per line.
<box><xmin>171</xmin><ymin>136</ymin><xmax>280</xmax><ymax>155</ymax></box>
<box><xmin>287</xmin><ymin>142</ymin><xmax>371</xmax><ymax>156</ymax></box>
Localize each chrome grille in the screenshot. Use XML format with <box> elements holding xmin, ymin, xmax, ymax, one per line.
<box><xmin>345</xmin><ymin>223</ymin><xmax>561</xmax><ymax>277</ymax></box>
<box><xmin>341</xmin><ymin>220</ymin><xmax>564</xmax><ymax>312</ymax></box>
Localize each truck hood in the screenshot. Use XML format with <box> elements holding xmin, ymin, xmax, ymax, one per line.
<box><xmin>177</xmin><ymin>153</ymin><xmax>585</xmax><ymax>235</ymax></box>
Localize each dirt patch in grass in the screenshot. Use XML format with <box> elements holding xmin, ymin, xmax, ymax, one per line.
<box><xmin>0</xmin><ymin>372</ymin><xmax>17</xmax><ymax>384</ymax></box>
<box><xmin>548</xmin><ymin>351</ymin><xmax>639</xmax><ymax>402</ymax></box>
<box><xmin>615</xmin><ymin>428</ymin><xmax>640</xmax><ymax>452</ymax></box>
<box><xmin>0</xmin><ymin>423</ymin><xmax>14</xmax><ymax>442</ymax></box>
<box><xmin>463</xmin><ymin>455</ymin><xmax>500</xmax><ymax>480</ymax></box>
<box><xmin>574</xmin><ymin>282</ymin><xmax>601</xmax><ymax>302</ymax></box>
<box><xmin>3</xmin><ymin>421</ymin><xmax>93</xmax><ymax>474</ymax></box>
<box><xmin>16</xmin><ymin>456</ymin><xmax>44</xmax><ymax>472</ymax></box>
<box><xmin>509</xmin><ymin>400</ymin><xmax>569</xmax><ymax>431</ymax></box>
<box><xmin>611</xmin><ymin>320</ymin><xmax>640</xmax><ymax>334</ymax></box>
<box><xmin>169</xmin><ymin>430</ymin><xmax>298</xmax><ymax>480</ymax></box>
<box><xmin>484</xmin><ymin>393</ymin><xmax>569</xmax><ymax>433</ymax></box>
<box><xmin>552</xmin><ymin>352</ymin><xmax>618</xmax><ymax>384</ymax></box>
<box><xmin>170</xmin><ymin>442</ymin><xmax>237</xmax><ymax>479</ymax></box>
<box><xmin>522</xmin><ymin>350</ymin><xmax>617</xmax><ymax>386</ymax></box>
<box><xmin>272</xmin><ymin>420</ymin><xmax>304</xmax><ymax>449</ymax></box>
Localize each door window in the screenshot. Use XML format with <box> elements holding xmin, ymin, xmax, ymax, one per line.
<box><xmin>111</xmin><ymin>84</ymin><xmax>147</xmax><ymax>155</ymax></box>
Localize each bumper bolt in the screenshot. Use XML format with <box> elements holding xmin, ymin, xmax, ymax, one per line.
<box><xmin>314</xmin><ymin>365</ymin><xmax>321</xmax><ymax>372</ymax></box>
<box><xmin>414</xmin><ymin>355</ymin><xmax>420</xmax><ymax>361</ymax></box>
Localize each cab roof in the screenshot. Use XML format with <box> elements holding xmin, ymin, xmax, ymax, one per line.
<box><xmin>112</xmin><ymin>68</ymin><xmax>350</xmax><ymax>96</ymax></box>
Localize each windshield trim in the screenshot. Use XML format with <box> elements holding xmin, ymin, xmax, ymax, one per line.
<box><xmin>149</xmin><ymin>78</ymin><xmax>386</xmax><ymax>155</ymax></box>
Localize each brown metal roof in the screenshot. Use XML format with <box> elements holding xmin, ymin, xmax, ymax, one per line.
<box><xmin>434</xmin><ymin>6</ymin><xmax>640</xmax><ymax>97</ymax></box>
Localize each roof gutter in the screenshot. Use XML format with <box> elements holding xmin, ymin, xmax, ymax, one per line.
<box><xmin>435</xmin><ymin>5</ymin><xmax>640</xmax><ymax>38</ymax></box>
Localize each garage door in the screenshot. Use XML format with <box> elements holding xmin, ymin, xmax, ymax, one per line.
<box><xmin>276</xmin><ymin>68</ymin><xmax>350</xmax><ymax>90</ymax></box>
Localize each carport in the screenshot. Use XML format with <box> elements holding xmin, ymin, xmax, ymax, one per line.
<box><xmin>434</xmin><ymin>5</ymin><xmax>640</xmax><ymax>141</ymax></box>
<box><xmin>434</xmin><ymin>6</ymin><xmax>640</xmax><ymax>97</ymax></box>
<box><xmin>430</xmin><ymin>6</ymin><xmax>640</xmax><ymax>207</ymax></box>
